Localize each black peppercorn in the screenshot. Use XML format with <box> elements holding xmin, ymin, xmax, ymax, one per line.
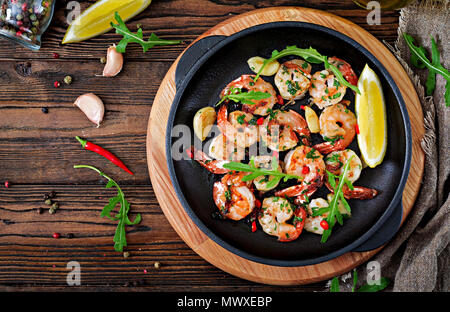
<box><xmin>41</xmin><ymin>107</ymin><xmax>48</xmax><ymax>114</ymax></box>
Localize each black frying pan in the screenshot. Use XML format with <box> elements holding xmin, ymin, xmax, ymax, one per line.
<box><xmin>166</xmin><ymin>22</ymin><xmax>411</xmax><ymax>267</ymax></box>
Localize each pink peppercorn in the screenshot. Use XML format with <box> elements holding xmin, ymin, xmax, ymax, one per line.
<box><xmin>4</xmin><ymin>181</ymin><xmax>10</xmax><ymax>188</ymax></box>
<box><xmin>52</xmin><ymin>233</ymin><xmax>60</xmax><ymax>239</ymax></box>
<box><xmin>54</xmin><ymin>81</ymin><xmax>60</xmax><ymax>88</ymax></box>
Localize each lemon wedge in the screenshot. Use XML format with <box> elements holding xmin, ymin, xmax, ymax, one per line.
<box><xmin>355</xmin><ymin>64</ymin><xmax>387</xmax><ymax>168</ymax></box>
<box><xmin>63</xmin><ymin>0</ymin><xmax>152</xmax><ymax>44</ymax></box>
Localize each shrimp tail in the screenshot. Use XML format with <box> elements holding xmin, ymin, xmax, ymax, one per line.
<box><xmin>186</xmin><ymin>146</ymin><xmax>230</xmax><ymax>174</ymax></box>
<box><xmin>325</xmin><ymin>180</ymin><xmax>378</xmax><ymax>200</ymax></box>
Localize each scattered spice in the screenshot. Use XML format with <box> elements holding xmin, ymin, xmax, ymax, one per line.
<box><xmin>64</xmin><ymin>75</ymin><xmax>72</xmax><ymax>85</ymax></box>
<box><xmin>100</xmin><ymin>56</ymin><xmax>107</xmax><ymax>64</ymax></box>
<box><xmin>41</xmin><ymin>107</ymin><xmax>48</xmax><ymax>114</ymax></box>
<box><xmin>37</xmin><ymin>208</ymin><xmax>43</xmax><ymax>214</ymax></box>
<box><xmin>123</xmin><ymin>251</ymin><xmax>130</xmax><ymax>258</ymax></box>
<box><xmin>75</xmin><ymin>136</ymin><xmax>134</xmax><ymax>175</ymax></box>
<box><xmin>154</xmin><ymin>262</ymin><xmax>161</xmax><ymax>269</ymax></box>
<box><xmin>53</xmin><ymin>81</ymin><xmax>60</xmax><ymax>88</ymax></box>
<box><xmin>49</xmin><ymin>202</ymin><xmax>58</xmax><ymax>214</ymax></box>
<box><xmin>4</xmin><ymin>181</ymin><xmax>10</xmax><ymax>188</ymax></box>
<box><xmin>66</xmin><ymin>233</ymin><xmax>74</xmax><ymax>239</ymax></box>
<box><xmin>52</xmin><ymin>52</ymin><xmax>59</xmax><ymax>59</ymax></box>
<box><xmin>52</xmin><ymin>233</ymin><xmax>60</xmax><ymax>239</ymax></box>
<box><xmin>44</xmin><ymin>199</ymin><xmax>52</xmax><ymax>205</ymax></box>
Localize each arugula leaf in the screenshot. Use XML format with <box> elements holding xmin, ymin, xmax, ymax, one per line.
<box><xmin>330</xmin><ymin>277</ymin><xmax>340</xmax><ymax>292</ymax></box>
<box><xmin>216</xmin><ymin>87</ymin><xmax>271</xmax><ymax>107</ymax></box>
<box><xmin>321</xmin><ymin>157</ymin><xmax>354</xmax><ymax>243</ymax></box>
<box><xmin>403</xmin><ymin>33</ymin><xmax>450</xmax><ymax>106</ymax></box>
<box><xmin>254</xmin><ymin>45</ymin><xmax>360</xmax><ymax>94</ymax></box>
<box><xmin>74</xmin><ymin>165</ymin><xmax>141</xmax><ymax>252</ymax></box>
<box><xmin>223</xmin><ymin>158</ymin><xmax>302</xmax><ymax>183</ymax></box>
<box><xmin>111</xmin><ymin>12</ymin><xmax>181</xmax><ymax>53</ymax></box>
<box><xmin>357</xmin><ymin>278</ymin><xmax>390</xmax><ymax>292</ymax></box>
<box><xmin>352</xmin><ymin>269</ymin><xmax>358</xmax><ymax>292</ymax></box>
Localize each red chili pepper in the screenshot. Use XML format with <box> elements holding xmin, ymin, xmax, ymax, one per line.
<box><xmin>302</xmin><ymin>166</ymin><xmax>310</xmax><ymax>174</ymax></box>
<box><xmin>355</xmin><ymin>124</ymin><xmax>360</xmax><ymax>135</ymax></box>
<box><xmin>76</xmin><ymin>136</ymin><xmax>134</xmax><ymax>175</ymax></box>
<box><xmin>256</xmin><ymin>117</ymin><xmax>265</xmax><ymax>125</ymax></box>
<box><xmin>320</xmin><ymin>220</ymin><xmax>329</xmax><ymax>230</ymax></box>
<box><xmin>276</xmin><ymin>95</ymin><xmax>284</xmax><ymax>105</ymax></box>
<box><xmin>251</xmin><ymin>220</ymin><xmax>257</xmax><ymax>232</ymax></box>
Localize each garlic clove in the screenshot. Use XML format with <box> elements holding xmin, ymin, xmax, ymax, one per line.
<box><xmin>102</xmin><ymin>45</ymin><xmax>123</xmax><ymax>77</ymax></box>
<box><xmin>74</xmin><ymin>93</ymin><xmax>105</xmax><ymax>127</ymax></box>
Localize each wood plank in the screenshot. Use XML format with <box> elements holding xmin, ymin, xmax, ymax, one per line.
<box><xmin>0</xmin><ymin>185</ymin><xmax>327</xmax><ymax>291</ymax></box>
<box><xmin>0</xmin><ymin>0</ymin><xmax>399</xmax><ymax>60</ymax></box>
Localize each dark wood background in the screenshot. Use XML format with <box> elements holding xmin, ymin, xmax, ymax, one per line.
<box><xmin>0</xmin><ymin>0</ymin><xmax>400</xmax><ymax>291</ymax></box>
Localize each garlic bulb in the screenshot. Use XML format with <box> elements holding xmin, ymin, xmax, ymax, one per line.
<box><xmin>74</xmin><ymin>93</ymin><xmax>105</xmax><ymax>127</ymax></box>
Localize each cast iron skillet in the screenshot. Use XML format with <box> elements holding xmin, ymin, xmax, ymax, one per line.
<box><xmin>166</xmin><ymin>22</ymin><xmax>412</xmax><ymax>267</ymax></box>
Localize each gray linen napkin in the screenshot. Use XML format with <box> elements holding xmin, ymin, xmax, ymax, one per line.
<box><xmin>331</xmin><ymin>0</ymin><xmax>449</xmax><ymax>292</ymax></box>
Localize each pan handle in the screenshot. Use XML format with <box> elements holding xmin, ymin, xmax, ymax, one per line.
<box><xmin>175</xmin><ymin>35</ymin><xmax>227</xmax><ymax>88</ymax></box>
<box><xmin>351</xmin><ymin>199</ymin><xmax>403</xmax><ymax>252</ymax></box>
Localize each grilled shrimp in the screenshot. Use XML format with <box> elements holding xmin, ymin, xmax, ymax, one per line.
<box><xmin>275</xmin><ymin>145</ymin><xmax>325</xmax><ymax>199</ymax></box>
<box><xmin>221</xmin><ymin>74</ymin><xmax>277</xmax><ymax>116</ymax></box>
<box><xmin>304</xmin><ymin>198</ymin><xmax>329</xmax><ymax>235</ymax></box>
<box><xmin>274</xmin><ymin>59</ymin><xmax>312</xmax><ymax>102</ymax></box>
<box><xmin>217</xmin><ymin>105</ymin><xmax>258</xmax><ymax>149</ymax></box>
<box><xmin>252</xmin><ymin>155</ymin><xmax>283</xmax><ymax>192</ymax></box>
<box><xmin>258</xmin><ymin>196</ymin><xmax>307</xmax><ymax>242</ymax></box>
<box><xmin>324</xmin><ymin>150</ymin><xmax>378</xmax><ymax>200</ymax></box>
<box><xmin>309</xmin><ymin>69</ymin><xmax>347</xmax><ymax>109</ymax></box>
<box><xmin>304</xmin><ymin>197</ymin><xmax>350</xmax><ymax>234</ymax></box>
<box><xmin>213</xmin><ymin>172</ymin><xmax>255</xmax><ymax>221</ymax></box>
<box><xmin>325</xmin><ymin>149</ymin><xmax>362</xmax><ymax>183</ymax></box>
<box><xmin>186</xmin><ymin>145</ymin><xmax>230</xmax><ymax>174</ymax></box>
<box><xmin>259</xmin><ymin>109</ymin><xmax>310</xmax><ymax>151</ymax></box>
<box><xmin>328</xmin><ymin>57</ymin><xmax>358</xmax><ymax>86</ymax></box>
<box><xmin>313</xmin><ymin>103</ymin><xmax>357</xmax><ymax>154</ymax></box>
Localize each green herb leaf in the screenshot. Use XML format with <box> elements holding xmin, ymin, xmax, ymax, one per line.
<box><xmin>223</xmin><ymin>160</ymin><xmax>302</xmax><ymax>183</ymax></box>
<box><xmin>330</xmin><ymin>277</ymin><xmax>340</xmax><ymax>292</ymax></box>
<box><xmin>352</xmin><ymin>269</ymin><xmax>358</xmax><ymax>292</ymax></box>
<box><xmin>403</xmin><ymin>33</ymin><xmax>450</xmax><ymax>106</ymax></box>
<box><xmin>216</xmin><ymin>87</ymin><xmax>271</xmax><ymax>107</ymax></box>
<box><xmin>74</xmin><ymin>165</ymin><xmax>142</xmax><ymax>252</ymax></box>
<box><xmin>357</xmin><ymin>278</ymin><xmax>390</xmax><ymax>292</ymax></box>
<box><xmin>321</xmin><ymin>157</ymin><xmax>354</xmax><ymax>243</ymax></box>
<box><xmin>111</xmin><ymin>12</ymin><xmax>181</xmax><ymax>53</ymax></box>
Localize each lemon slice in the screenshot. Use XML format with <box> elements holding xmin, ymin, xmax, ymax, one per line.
<box><xmin>63</xmin><ymin>0</ymin><xmax>152</xmax><ymax>44</ymax></box>
<box><xmin>355</xmin><ymin>64</ymin><xmax>387</xmax><ymax>168</ymax></box>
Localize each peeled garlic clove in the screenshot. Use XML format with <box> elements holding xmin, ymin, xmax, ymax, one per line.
<box><xmin>247</xmin><ymin>56</ymin><xmax>280</xmax><ymax>76</ymax></box>
<box><xmin>74</xmin><ymin>93</ymin><xmax>105</xmax><ymax>127</ymax></box>
<box><xmin>102</xmin><ymin>45</ymin><xmax>123</xmax><ymax>77</ymax></box>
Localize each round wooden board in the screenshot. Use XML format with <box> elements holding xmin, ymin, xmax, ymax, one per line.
<box><xmin>147</xmin><ymin>7</ymin><xmax>425</xmax><ymax>285</ymax></box>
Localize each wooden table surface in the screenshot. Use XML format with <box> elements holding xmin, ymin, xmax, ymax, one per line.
<box><xmin>0</xmin><ymin>0</ymin><xmax>401</xmax><ymax>291</ymax></box>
